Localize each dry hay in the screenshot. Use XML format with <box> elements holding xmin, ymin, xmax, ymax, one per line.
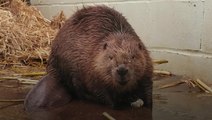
<box><xmin>0</xmin><ymin>0</ymin><xmax>65</xmax><ymax>66</ymax></box>
<box><xmin>50</xmin><ymin>11</ymin><xmax>66</xmax><ymax>30</ymax></box>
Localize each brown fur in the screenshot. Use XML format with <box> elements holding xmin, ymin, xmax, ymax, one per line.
<box><xmin>46</xmin><ymin>5</ymin><xmax>153</xmax><ymax>109</ymax></box>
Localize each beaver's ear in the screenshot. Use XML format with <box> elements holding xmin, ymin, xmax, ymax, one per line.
<box><xmin>103</xmin><ymin>43</ymin><xmax>107</xmax><ymax>50</ymax></box>
<box><xmin>138</xmin><ymin>43</ymin><xmax>143</xmax><ymax>50</ymax></box>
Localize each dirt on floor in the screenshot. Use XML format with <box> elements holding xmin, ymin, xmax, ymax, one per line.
<box><xmin>0</xmin><ymin>73</ymin><xmax>212</xmax><ymax>120</ymax></box>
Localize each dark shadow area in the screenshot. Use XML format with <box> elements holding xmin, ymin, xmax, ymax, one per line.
<box><xmin>28</xmin><ymin>100</ymin><xmax>152</xmax><ymax>120</ymax></box>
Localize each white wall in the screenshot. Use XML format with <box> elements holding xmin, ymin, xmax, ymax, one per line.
<box><xmin>31</xmin><ymin>0</ymin><xmax>212</xmax><ymax>83</ymax></box>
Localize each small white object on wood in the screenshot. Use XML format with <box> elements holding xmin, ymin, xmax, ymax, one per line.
<box><xmin>131</xmin><ymin>99</ymin><xmax>144</xmax><ymax>108</ymax></box>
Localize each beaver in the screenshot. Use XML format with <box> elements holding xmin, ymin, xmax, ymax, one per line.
<box><xmin>24</xmin><ymin>5</ymin><xmax>153</xmax><ymax>111</ymax></box>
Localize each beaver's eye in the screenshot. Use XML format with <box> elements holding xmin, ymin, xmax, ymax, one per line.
<box><xmin>109</xmin><ymin>56</ymin><xmax>113</xmax><ymax>60</ymax></box>
<box><xmin>131</xmin><ymin>56</ymin><xmax>135</xmax><ymax>59</ymax></box>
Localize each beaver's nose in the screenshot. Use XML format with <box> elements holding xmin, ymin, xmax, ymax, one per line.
<box><xmin>117</xmin><ymin>64</ymin><xmax>128</xmax><ymax>76</ymax></box>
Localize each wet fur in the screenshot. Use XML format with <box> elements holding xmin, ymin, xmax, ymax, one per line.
<box><xmin>25</xmin><ymin>5</ymin><xmax>153</xmax><ymax>111</ymax></box>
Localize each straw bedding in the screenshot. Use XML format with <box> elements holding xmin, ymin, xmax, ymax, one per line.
<box><xmin>0</xmin><ymin>0</ymin><xmax>65</xmax><ymax>66</ymax></box>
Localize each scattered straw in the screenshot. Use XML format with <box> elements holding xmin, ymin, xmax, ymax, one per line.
<box><xmin>153</xmin><ymin>59</ymin><xmax>168</xmax><ymax>65</ymax></box>
<box><xmin>158</xmin><ymin>78</ymin><xmax>212</xmax><ymax>93</ymax></box>
<box><xmin>154</xmin><ymin>70</ymin><xmax>172</xmax><ymax>76</ymax></box>
<box><xmin>102</xmin><ymin>112</ymin><xmax>116</xmax><ymax>120</ymax></box>
<box><xmin>0</xmin><ymin>99</ymin><xmax>24</xmax><ymax>102</ymax></box>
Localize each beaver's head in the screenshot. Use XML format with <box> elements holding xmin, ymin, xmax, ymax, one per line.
<box><xmin>94</xmin><ymin>33</ymin><xmax>148</xmax><ymax>91</ymax></box>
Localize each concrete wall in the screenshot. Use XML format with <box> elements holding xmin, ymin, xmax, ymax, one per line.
<box><xmin>31</xmin><ymin>0</ymin><xmax>212</xmax><ymax>83</ymax></box>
